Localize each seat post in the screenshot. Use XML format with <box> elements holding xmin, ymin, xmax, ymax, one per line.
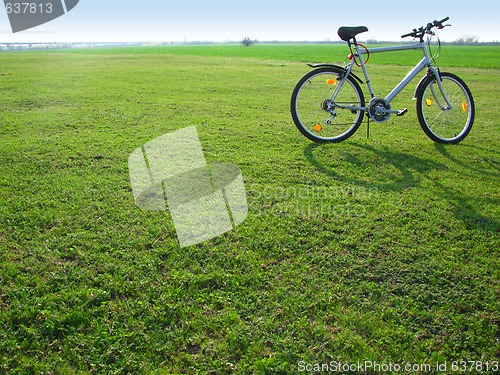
<box><xmin>347</xmin><ymin>37</ymin><xmax>358</xmax><ymax>49</ymax></box>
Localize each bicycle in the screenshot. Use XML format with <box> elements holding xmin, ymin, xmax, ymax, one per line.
<box><xmin>290</xmin><ymin>17</ymin><xmax>475</xmax><ymax>144</ymax></box>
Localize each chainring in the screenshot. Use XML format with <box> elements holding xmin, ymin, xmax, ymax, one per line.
<box><xmin>368</xmin><ymin>98</ymin><xmax>391</xmax><ymax>122</ymax></box>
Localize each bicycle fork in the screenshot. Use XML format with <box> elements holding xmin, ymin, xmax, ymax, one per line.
<box><xmin>422</xmin><ymin>67</ymin><xmax>453</xmax><ymax>110</ymax></box>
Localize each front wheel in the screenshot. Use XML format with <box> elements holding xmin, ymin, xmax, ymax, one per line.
<box><xmin>291</xmin><ymin>67</ymin><xmax>365</xmax><ymax>143</ymax></box>
<box><xmin>416</xmin><ymin>72</ymin><xmax>474</xmax><ymax>144</ymax></box>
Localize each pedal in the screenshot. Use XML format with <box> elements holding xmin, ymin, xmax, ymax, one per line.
<box><xmin>397</xmin><ymin>108</ymin><xmax>408</xmax><ymax>117</ymax></box>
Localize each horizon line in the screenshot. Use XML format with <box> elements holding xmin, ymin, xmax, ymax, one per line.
<box><xmin>2</xmin><ymin>39</ymin><xmax>500</xmax><ymax>46</ymax></box>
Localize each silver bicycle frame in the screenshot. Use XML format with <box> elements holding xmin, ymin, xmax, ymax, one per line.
<box><xmin>340</xmin><ymin>41</ymin><xmax>452</xmax><ymax>113</ymax></box>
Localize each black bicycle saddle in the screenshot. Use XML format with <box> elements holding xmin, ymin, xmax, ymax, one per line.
<box><xmin>338</xmin><ymin>26</ymin><xmax>369</xmax><ymax>41</ymax></box>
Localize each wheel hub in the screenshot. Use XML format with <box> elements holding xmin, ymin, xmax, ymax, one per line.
<box><xmin>321</xmin><ymin>99</ymin><xmax>334</xmax><ymax>111</ymax></box>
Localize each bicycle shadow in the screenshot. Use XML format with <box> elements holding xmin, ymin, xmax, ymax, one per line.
<box><xmin>433</xmin><ymin>143</ymin><xmax>499</xmax><ymax>231</ymax></box>
<box><xmin>304</xmin><ymin>142</ymin><xmax>499</xmax><ymax>232</ymax></box>
<box><xmin>304</xmin><ymin>142</ymin><xmax>447</xmax><ymax>192</ymax></box>
<box><xmin>434</xmin><ymin>143</ymin><xmax>500</xmax><ymax>176</ymax></box>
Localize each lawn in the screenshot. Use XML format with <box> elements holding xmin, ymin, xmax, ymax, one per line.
<box><xmin>57</xmin><ymin>44</ymin><xmax>500</xmax><ymax>69</ymax></box>
<box><xmin>0</xmin><ymin>45</ymin><xmax>499</xmax><ymax>374</ymax></box>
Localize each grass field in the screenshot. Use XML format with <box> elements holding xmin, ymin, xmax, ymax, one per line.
<box><xmin>57</xmin><ymin>44</ymin><xmax>500</xmax><ymax>69</ymax></box>
<box><xmin>0</xmin><ymin>44</ymin><xmax>499</xmax><ymax>374</ymax></box>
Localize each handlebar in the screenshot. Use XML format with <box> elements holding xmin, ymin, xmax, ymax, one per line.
<box><xmin>401</xmin><ymin>17</ymin><xmax>450</xmax><ymax>40</ymax></box>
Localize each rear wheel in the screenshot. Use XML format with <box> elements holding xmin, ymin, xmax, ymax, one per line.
<box><xmin>416</xmin><ymin>72</ymin><xmax>474</xmax><ymax>144</ymax></box>
<box><xmin>291</xmin><ymin>67</ymin><xmax>365</xmax><ymax>143</ymax></box>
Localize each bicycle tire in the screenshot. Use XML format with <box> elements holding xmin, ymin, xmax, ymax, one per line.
<box><xmin>291</xmin><ymin>67</ymin><xmax>365</xmax><ymax>143</ymax></box>
<box><xmin>416</xmin><ymin>72</ymin><xmax>474</xmax><ymax>144</ymax></box>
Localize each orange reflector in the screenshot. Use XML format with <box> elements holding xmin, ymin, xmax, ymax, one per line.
<box><xmin>426</xmin><ymin>99</ymin><xmax>433</xmax><ymax>107</ymax></box>
<box><xmin>314</xmin><ymin>124</ymin><xmax>323</xmax><ymax>132</ymax></box>
<box><xmin>462</xmin><ymin>102</ymin><xmax>468</xmax><ymax>112</ymax></box>
<box><xmin>326</xmin><ymin>79</ymin><xmax>337</xmax><ymax>85</ymax></box>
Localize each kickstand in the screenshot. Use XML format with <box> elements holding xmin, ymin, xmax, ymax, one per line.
<box><xmin>366</xmin><ymin>116</ymin><xmax>370</xmax><ymax>139</ymax></box>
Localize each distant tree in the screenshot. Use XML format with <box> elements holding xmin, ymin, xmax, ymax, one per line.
<box><xmin>453</xmin><ymin>35</ymin><xmax>480</xmax><ymax>45</ymax></box>
<box><xmin>241</xmin><ymin>37</ymin><xmax>256</xmax><ymax>47</ymax></box>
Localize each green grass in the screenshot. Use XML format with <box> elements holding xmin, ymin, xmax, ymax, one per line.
<box><xmin>0</xmin><ymin>46</ymin><xmax>499</xmax><ymax>374</ymax></box>
<box><xmin>53</xmin><ymin>43</ymin><xmax>500</xmax><ymax>69</ymax></box>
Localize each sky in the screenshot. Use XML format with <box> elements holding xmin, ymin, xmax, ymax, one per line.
<box><xmin>1</xmin><ymin>0</ymin><xmax>499</xmax><ymax>43</ymax></box>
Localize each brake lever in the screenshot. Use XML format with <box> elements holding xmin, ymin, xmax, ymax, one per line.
<box><xmin>434</xmin><ymin>21</ymin><xmax>451</xmax><ymax>30</ymax></box>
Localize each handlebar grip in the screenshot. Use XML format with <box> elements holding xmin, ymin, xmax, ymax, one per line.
<box><xmin>401</xmin><ymin>32</ymin><xmax>412</xmax><ymax>38</ymax></box>
<box><xmin>434</xmin><ymin>17</ymin><xmax>450</xmax><ymax>29</ymax></box>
